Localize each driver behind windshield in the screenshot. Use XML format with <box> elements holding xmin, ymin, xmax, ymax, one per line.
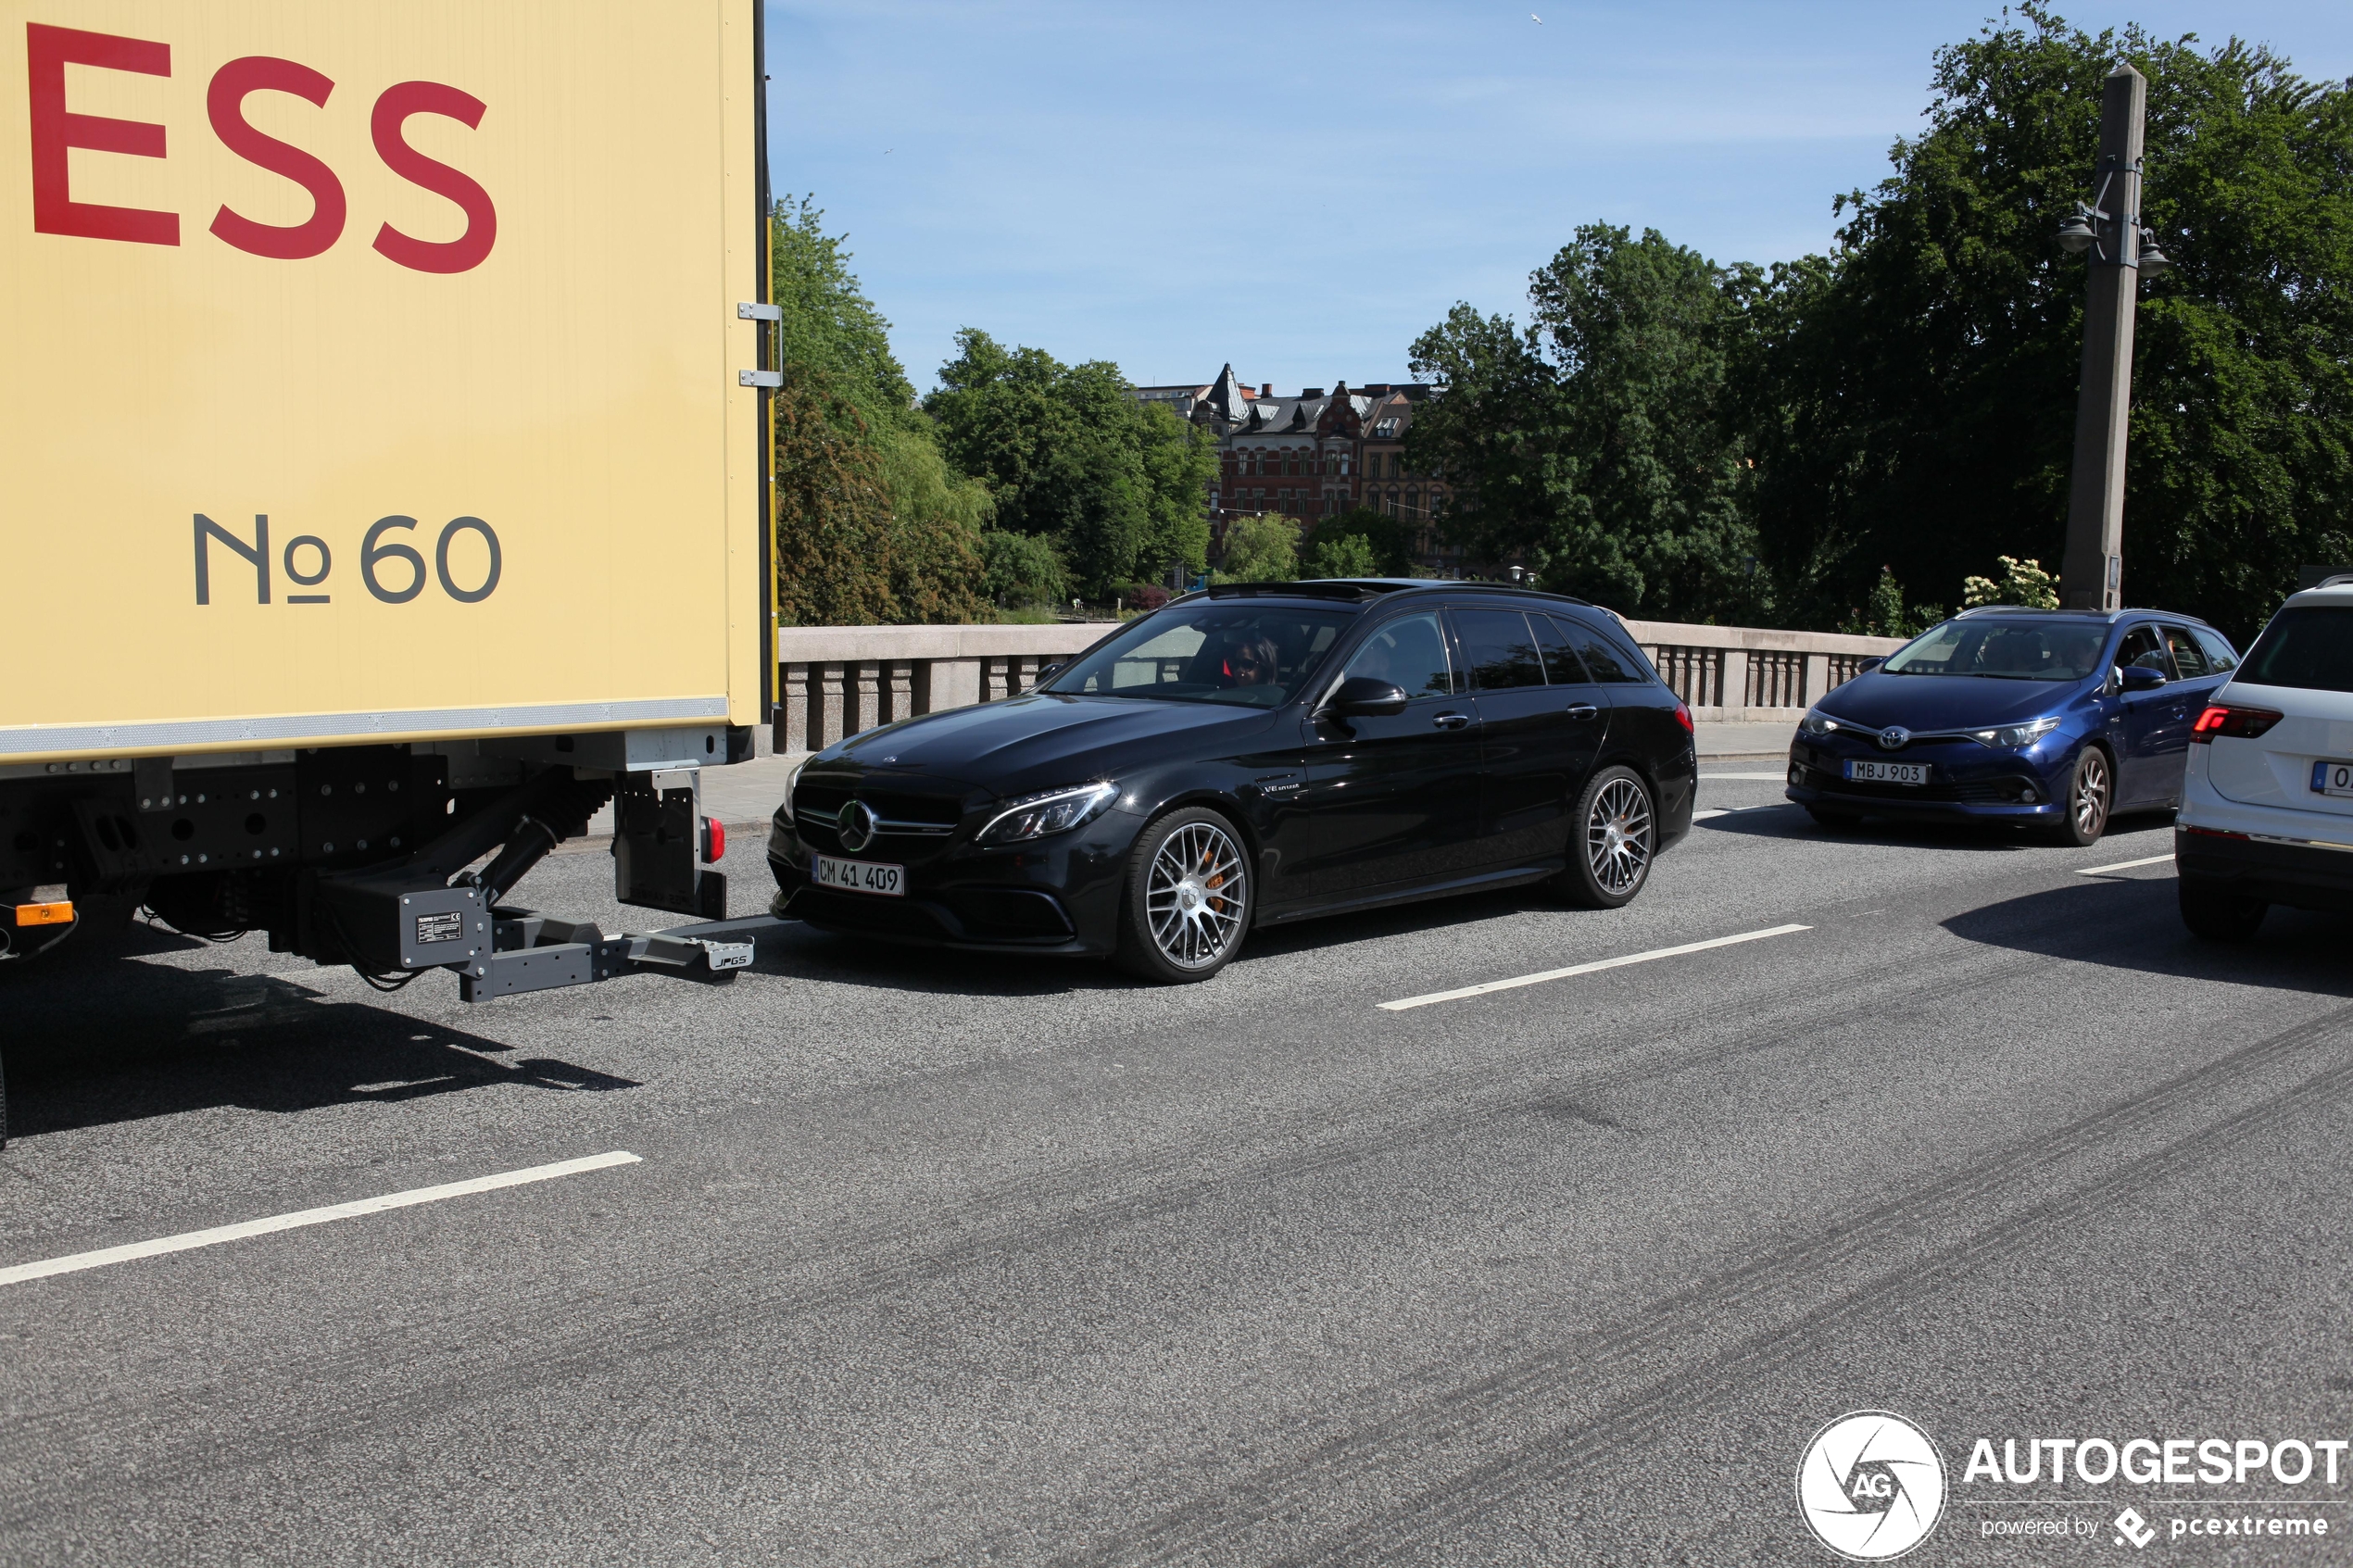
<box><xmin>1220</xmin><ymin>633</ymin><xmax>1280</xmax><ymax>689</ymax></box>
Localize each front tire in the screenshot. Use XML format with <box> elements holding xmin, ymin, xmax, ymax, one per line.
<box><xmin>1557</xmin><ymin>766</ymin><xmax>1656</xmax><ymax>909</ymax></box>
<box><xmin>2050</xmin><ymin>746</ymin><xmax>2112</xmax><ymax>847</ymax></box>
<box><xmin>1115</xmin><ymin>807</ymin><xmax>1252</xmax><ymax>984</ymax></box>
<box><xmin>2179</xmin><ymin>878</ymin><xmax>2266</xmax><ymax>942</ymax></box>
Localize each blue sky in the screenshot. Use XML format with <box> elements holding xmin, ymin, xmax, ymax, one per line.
<box><xmin>765</xmin><ymin>2</ymin><xmax>2353</xmax><ymax>396</ymax></box>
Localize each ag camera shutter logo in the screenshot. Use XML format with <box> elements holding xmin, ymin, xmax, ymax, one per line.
<box><xmin>1796</xmin><ymin>1411</ymin><xmax>1946</xmax><ymax>1560</ymax></box>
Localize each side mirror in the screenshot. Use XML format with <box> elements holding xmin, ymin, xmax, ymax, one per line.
<box><xmin>2120</xmin><ymin>664</ymin><xmax>2168</xmax><ymax>692</ymax></box>
<box><xmin>1856</xmin><ymin>657</ymin><xmax>1884</xmax><ymax>674</ymax></box>
<box><xmin>1327</xmin><ymin>676</ymin><xmax>1410</xmax><ymax>718</ymax></box>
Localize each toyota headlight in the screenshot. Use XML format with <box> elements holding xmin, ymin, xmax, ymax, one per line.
<box><xmin>977</xmin><ymin>782</ymin><xmax>1120</xmax><ymax>845</ymax></box>
<box><xmin>1969</xmin><ymin>716</ymin><xmax>2061</xmax><ymax>748</ymax></box>
<box><xmin>1799</xmin><ymin>709</ymin><xmax>1840</xmax><ymax>738</ymax></box>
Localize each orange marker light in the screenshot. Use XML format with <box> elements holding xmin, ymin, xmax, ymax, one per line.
<box><xmin>13</xmin><ymin>900</ymin><xmax>73</xmax><ymax>926</ymax></box>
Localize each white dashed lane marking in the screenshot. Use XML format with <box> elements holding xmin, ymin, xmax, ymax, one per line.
<box><xmin>1379</xmin><ymin>924</ymin><xmax>1813</xmax><ymax>1011</ymax></box>
<box><xmin>2076</xmin><ymin>853</ymin><xmax>2175</xmax><ymax>876</ymax></box>
<box><xmin>0</xmin><ymin>1151</ymin><xmax>643</xmax><ymax>1288</ymax></box>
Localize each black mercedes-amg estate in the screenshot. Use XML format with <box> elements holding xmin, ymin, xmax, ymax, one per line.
<box><xmin>767</xmin><ymin>581</ymin><xmax>1697</xmax><ymax>983</ymax></box>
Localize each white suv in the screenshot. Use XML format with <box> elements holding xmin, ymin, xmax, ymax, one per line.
<box><xmin>2177</xmin><ymin>582</ymin><xmax>2353</xmax><ymax>939</ymax></box>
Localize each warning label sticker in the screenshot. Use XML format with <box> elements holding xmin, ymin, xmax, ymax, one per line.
<box><xmin>415</xmin><ymin>910</ymin><xmax>465</xmax><ymax>944</ymax></box>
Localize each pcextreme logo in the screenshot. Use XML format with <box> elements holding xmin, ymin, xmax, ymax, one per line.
<box><xmin>1797</xmin><ymin>1410</ymin><xmax>1948</xmax><ymax>1561</ymax></box>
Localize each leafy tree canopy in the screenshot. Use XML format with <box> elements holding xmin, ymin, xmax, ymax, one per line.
<box><xmin>769</xmin><ymin>199</ymin><xmax>992</xmax><ymax>623</ymax></box>
<box><xmin>925</xmin><ymin>329</ymin><xmax>1215</xmax><ymax>597</ymax></box>
<box><xmin>1306</xmin><ymin>533</ymin><xmax>1381</xmax><ymax>579</ymax></box>
<box><xmin>1309</xmin><ymin>506</ymin><xmax>1417</xmax><ymax>577</ymax></box>
<box><xmin>772</xmin><ymin>196</ymin><xmax>918</xmax><ymax>429</ymax></box>
<box><xmin>1213</xmin><ymin>514</ymin><xmax>1300</xmax><ymax>584</ymax></box>
<box><xmin>1405</xmin><ymin>8</ymin><xmax>2353</xmax><ymax>641</ymax></box>
<box><xmin>1406</xmin><ymin>224</ymin><xmax>1767</xmax><ymax>622</ymax></box>
<box><xmin>1747</xmin><ymin>4</ymin><xmax>2353</xmax><ymax>641</ymax></box>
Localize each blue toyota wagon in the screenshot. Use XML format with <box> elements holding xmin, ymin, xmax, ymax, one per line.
<box><xmin>1785</xmin><ymin>608</ymin><xmax>2240</xmax><ymax>845</ymax></box>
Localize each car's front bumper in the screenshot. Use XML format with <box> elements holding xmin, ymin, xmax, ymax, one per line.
<box><xmin>765</xmin><ymin>809</ymin><xmax>1139</xmax><ymax>957</ymax></box>
<box><xmin>1781</xmin><ymin>741</ymin><xmax>2063</xmax><ymax>822</ymax></box>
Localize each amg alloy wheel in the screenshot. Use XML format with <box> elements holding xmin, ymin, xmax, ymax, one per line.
<box><xmin>1558</xmin><ymin>766</ymin><xmax>1655</xmax><ymax>909</ymax></box>
<box><xmin>2051</xmin><ymin>746</ymin><xmax>2112</xmax><ymax>847</ymax></box>
<box><xmin>1116</xmin><ymin>807</ymin><xmax>1251</xmax><ymax>983</ymax></box>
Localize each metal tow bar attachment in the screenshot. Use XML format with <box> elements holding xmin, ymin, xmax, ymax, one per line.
<box><xmin>457</xmin><ymin>913</ymin><xmax>786</xmax><ymax>1002</ymax></box>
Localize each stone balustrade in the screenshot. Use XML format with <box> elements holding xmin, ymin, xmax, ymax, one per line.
<box><xmin>1617</xmin><ymin>620</ymin><xmax>1907</xmax><ymax>722</ymax></box>
<box><xmin>772</xmin><ymin>614</ymin><xmax>1906</xmax><ymax>752</ymax></box>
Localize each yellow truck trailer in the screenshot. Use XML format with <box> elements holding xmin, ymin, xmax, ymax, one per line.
<box><xmin>0</xmin><ymin>4</ymin><xmax>778</xmax><ymax>1074</ymax></box>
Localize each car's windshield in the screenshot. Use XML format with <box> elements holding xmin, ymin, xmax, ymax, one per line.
<box><xmin>1045</xmin><ymin>601</ymin><xmax>1357</xmax><ymax>707</ymax></box>
<box><xmin>2238</xmin><ymin>605</ymin><xmax>2353</xmax><ymax>693</ymax></box>
<box><xmin>1880</xmin><ymin>619</ymin><xmax>2109</xmax><ymax>682</ymax></box>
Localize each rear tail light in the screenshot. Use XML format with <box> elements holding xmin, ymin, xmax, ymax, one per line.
<box><xmin>699</xmin><ymin>816</ymin><xmax>725</xmax><ymax>861</ymax></box>
<box><xmin>1672</xmin><ymin>700</ymin><xmax>1693</xmax><ymax>734</ymax></box>
<box><xmin>2190</xmin><ymin>705</ymin><xmax>2282</xmax><ymax>743</ymax></box>
<box><xmin>2180</xmin><ymin>824</ymin><xmax>2249</xmax><ymax>840</ymax></box>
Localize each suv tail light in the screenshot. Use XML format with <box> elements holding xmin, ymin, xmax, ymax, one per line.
<box><xmin>1671</xmin><ymin>699</ymin><xmax>1693</xmax><ymax>734</ymax></box>
<box><xmin>2190</xmin><ymin>705</ymin><xmax>2283</xmax><ymax>743</ymax></box>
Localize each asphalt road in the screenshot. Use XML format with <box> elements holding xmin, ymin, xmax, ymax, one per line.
<box><xmin>4</xmin><ymin>772</ymin><xmax>2350</xmax><ymax>1565</ymax></box>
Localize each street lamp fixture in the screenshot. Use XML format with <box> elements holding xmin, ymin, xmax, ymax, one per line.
<box><xmin>2056</xmin><ymin>206</ymin><xmax>2099</xmax><ymax>255</ymax></box>
<box><xmin>2136</xmin><ymin>229</ymin><xmax>2173</xmax><ymax>279</ymax></box>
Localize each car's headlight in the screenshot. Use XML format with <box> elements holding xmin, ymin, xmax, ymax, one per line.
<box><xmin>776</xmin><ymin>757</ymin><xmax>809</xmax><ymax>815</ymax></box>
<box><xmin>1969</xmin><ymin>716</ymin><xmax>2062</xmax><ymax>748</ymax></box>
<box><xmin>1799</xmin><ymin>709</ymin><xmax>1840</xmax><ymax>738</ymax></box>
<box><xmin>977</xmin><ymin>782</ymin><xmax>1119</xmax><ymax>845</ymax></box>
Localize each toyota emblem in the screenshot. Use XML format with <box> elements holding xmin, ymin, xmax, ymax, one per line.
<box><xmin>837</xmin><ymin>799</ymin><xmax>879</xmax><ymax>851</ymax></box>
<box><xmin>1876</xmin><ymin>726</ymin><xmax>1910</xmax><ymax>751</ymax></box>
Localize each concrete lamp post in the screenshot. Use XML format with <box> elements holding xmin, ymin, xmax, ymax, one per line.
<box><xmin>2057</xmin><ymin>62</ymin><xmax>2175</xmax><ymax>611</ymax></box>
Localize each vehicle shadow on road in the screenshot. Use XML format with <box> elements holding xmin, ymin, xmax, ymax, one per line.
<box><xmin>761</xmin><ymin>884</ymin><xmax>1564</xmax><ymax>997</ymax></box>
<box><xmin>1702</xmin><ymin>803</ymin><xmax>2179</xmax><ymax>854</ymax></box>
<box><xmin>1941</xmin><ymin>875</ymin><xmax>2353</xmax><ymax>996</ymax></box>
<box><xmin>4</xmin><ymin>960</ymin><xmax>638</xmax><ymax>1141</ymax></box>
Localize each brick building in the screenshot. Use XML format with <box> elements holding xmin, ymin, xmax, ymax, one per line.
<box><xmin>1155</xmin><ymin>365</ymin><xmax>1492</xmax><ymax>576</ymax></box>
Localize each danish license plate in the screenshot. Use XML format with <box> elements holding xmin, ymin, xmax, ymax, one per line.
<box><xmin>813</xmin><ymin>856</ymin><xmax>904</xmax><ymax>897</ymax></box>
<box><xmin>2311</xmin><ymin>762</ymin><xmax>2353</xmax><ymax>798</ymax></box>
<box><xmin>1844</xmin><ymin>759</ymin><xmax>1928</xmax><ymax>786</ymax></box>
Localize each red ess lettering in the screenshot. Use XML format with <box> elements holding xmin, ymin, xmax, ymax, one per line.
<box><xmin>24</xmin><ymin>22</ymin><xmax>177</xmax><ymax>245</ymax></box>
<box><xmin>208</xmin><ymin>56</ymin><xmax>345</xmax><ymax>259</ymax></box>
<box><xmin>370</xmin><ymin>81</ymin><xmax>495</xmax><ymax>274</ymax></box>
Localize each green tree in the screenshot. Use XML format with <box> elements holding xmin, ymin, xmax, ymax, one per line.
<box><xmin>1213</xmin><ymin>514</ymin><xmax>1299</xmax><ymax>583</ymax></box>
<box><xmin>925</xmin><ymin>329</ymin><xmax>1216</xmax><ymax>597</ymax></box>
<box><xmin>1308</xmin><ymin>506</ymin><xmax>1416</xmax><ymax>576</ymax></box>
<box><xmin>1306</xmin><ymin>533</ymin><xmax>1380</xmax><ymax>579</ymax></box>
<box><xmin>772</xmin><ymin>370</ymin><xmax>899</xmax><ymax>627</ymax></box>
<box><xmin>979</xmin><ymin>527</ymin><xmax>1070</xmax><ymax>609</ymax></box>
<box><xmin>1745</xmin><ymin>7</ymin><xmax>2353</xmax><ymax>642</ymax></box>
<box><xmin>769</xmin><ymin>198</ymin><xmax>992</xmax><ymax>622</ymax></box>
<box><xmin>771</xmin><ymin>195</ymin><xmax>915</xmax><ymax>425</ymax></box>
<box><xmin>1406</xmin><ymin>225</ymin><xmax>1767</xmax><ymax>622</ymax></box>
<box><xmin>1838</xmin><ymin>566</ymin><xmax>1946</xmax><ymax>637</ymax></box>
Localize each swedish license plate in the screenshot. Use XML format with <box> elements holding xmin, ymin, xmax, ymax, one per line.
<box><xmin>2311</xmin><ymin>762</ymin><xmax>2353</xmax><ymax>797</ymax></box>
<box><xmin>813</xmin><ymin>856</ymin><xmax>904</xmax><ymax>897</ymax></box>
<box><xmin>1845</xmin><ymin>759</ymin><xmax>1928</xmax><ymax>786</ymax></box>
